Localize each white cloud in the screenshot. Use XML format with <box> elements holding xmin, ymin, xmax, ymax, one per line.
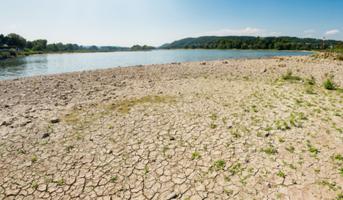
<box><xmin>325</xmin><ymin>29</ymin><xmax>340</xmax><ymax>35</ymax></box>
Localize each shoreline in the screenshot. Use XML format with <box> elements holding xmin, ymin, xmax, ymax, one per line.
<box><xmin>0</xmin><ymin>55</ymin><xmax>342</xmax><ymax>199</ymax></box>
<box><xmin>0</xmin><ymin>51</ymin><xmax>313</xmax><ymax>81</ymax></box>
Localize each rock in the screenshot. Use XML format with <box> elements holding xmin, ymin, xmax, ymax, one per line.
<box><xmin>1</xmin><ymin>118</ymin><xmax>13</xmax><ymax>127</ymax></box>
<box><xmin>42</xmin><ymin>133</ymin><xmax>50</xmax><ymax>139</ymax></box>
<box><xmin>50</xmin><ymin>117</ymin><xmax>60</xmax><ymax>124</ymax></box>
<box><xmin>166</xmin><ymin>192</ymin><xmax>179</xmax><ymax>200</ymax></box>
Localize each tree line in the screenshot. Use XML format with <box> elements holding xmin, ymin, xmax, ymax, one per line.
<box><xmin>0</xmin><ymin>33</ymin><xmax>129</xmax><ymax>52</ymax></box>
<box><xmin>161</xmin><ymin>36</ymin><xmax>343</xmax><ymax>50</ymax></box>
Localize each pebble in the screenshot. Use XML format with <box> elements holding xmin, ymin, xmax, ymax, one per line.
<box><xmin>50</xmin><ymin>117</ymin><xmax>60</xmax><ymax>124</ymax></box>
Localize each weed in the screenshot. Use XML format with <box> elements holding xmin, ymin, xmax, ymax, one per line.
<box><xmin>55</xmin><ymin>179</ymin><xmax>65</xmax><ymax>186</ymax></box>
<box><xmin>144</xmin><ymin>165</ymin><xmax>149</xmax><ymax>174</ymax></box>
<box><xmin>306</xmin><ymin>76</ymin><xmax>316</xmax><ymax>85</ymax></box>
<box><xmin>110</xmin><ymin>95</ymin><xmax>176</xmax><ymax>114</ymax></box>
<box><xmin>285</xmin><ymin>146</ymin><xmax>295</xmax><ymax>153</ymax></box>
<box><xmin>31</xmin><ymin>155</ymin><xmax>38</xmax><ymax>163</ymax></box>
<box><xmin>339</xmin><ymin>168</ymin><xmax>343</xmax><ymax>177</ymax></box>
<box><xmin>212</xmin><ymin>160</ymin><xmax>226</xmax><ymax>171</ymax></box>
<box><xmin>210</xmin><ymin>123</ymin><xmax>217</xmax><ymax>129</ymax></box>
<box><xmin>323</xmin><ymin>78</ymin><xmax>336</xmax><ymax>90</ymax></box>
<box><xmin>307</xmin><ymin>143</ymin><xmax>319</xmax><ymax>155</ymax></box>
<box><xmin>110</xmin><ymin>175</ymin><xmax>118</xmax><ymax>183</ymax></box>
<box><xmin>229</xmin><ymin>163</ymin><xmax>243</xmax><ymax>175</ymax></box>
<box><xmin>31</xmin><ymin>181</ymin><xmax>38</xmax><ymax>190</ymax></box>
<box><xmin>191</xmin><ymin>151</ymin><xmax>201</xmax><ymax>160</ymax></box>
<box><xmin>281</xmin><ymin>70</ymin><xmax>302</xmax><ymax>81</ymax></box>
<box><xmin>210</xmin><ymin>113</ymin><xmax>218</xmax><ymax>120</ymax></box>
<box><xmin>262</xmin><ymin>146</ymin><xmax>278</xmax><ymax>155</ymax></box>
<box><xmin>277</xmin><ymin>171</ymin><xmax>286</xmax><ymax>178</ymax></box>
<box><xmin>333</xmin><ymin>154</ymin><xmax>343</xmax><ymax>161</ymax></box>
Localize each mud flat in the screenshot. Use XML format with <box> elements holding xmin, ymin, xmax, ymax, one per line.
<box><xmin>0</xmin><ymin>55</ymin><xmax>343</xmax><ymax>199</ymax></box>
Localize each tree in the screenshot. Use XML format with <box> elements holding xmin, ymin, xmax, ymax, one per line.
<box><xmin>31</xmin><ymin>39</ymin><xmax>47</xmax><ymax>51</ymax></box>
<box><xmin>6</xmin><ymin>33</ymin><xmax>27</xmax><ymax>49</ymax></box>
<box><xmin>0</xmin><ymin>34</ymin><xmax>5</xmax><ymax>46</ymax></box>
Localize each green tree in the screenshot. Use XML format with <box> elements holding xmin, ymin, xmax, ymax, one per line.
<box><xmin>31</xmin><ymin>39</ymin><xmax>47</xmax><ymax>51</ymax></box>
<box><xmin>6</xmin><ymin>33</ymin><xmax>27</xmax><ymax>49</ymax></box>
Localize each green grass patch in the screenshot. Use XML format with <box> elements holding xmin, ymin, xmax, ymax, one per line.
<box><xmin>212</xmin><ymin>159</ymin><xmax>226</xmax><ymax>171</ymax></box>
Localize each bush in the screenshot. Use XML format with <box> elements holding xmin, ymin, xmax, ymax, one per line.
<box><xmin>281</xmin><ymin>70</ymin><xmax>302</xmax><ymax>81</ymax></box>
<box><xmin>323</xmin><ymin>78</ymin><xmax>336</xmax><ymax>90</ymax></box>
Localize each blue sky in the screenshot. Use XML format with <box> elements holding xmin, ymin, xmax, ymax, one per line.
<box><xmin>1</xmin><ymin>0</ymin><xmax>342</xmax><ymax>46</ymax></box>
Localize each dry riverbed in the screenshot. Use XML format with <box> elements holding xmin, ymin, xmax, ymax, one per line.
<box><xmin>0</xmin><ymin>55</ymin><xmax>343</xmax><ymax>200</ymax></box>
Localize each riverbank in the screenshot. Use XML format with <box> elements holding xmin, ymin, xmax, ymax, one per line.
<box><xmin>1</xmin><ymin>55</ymin><xmax>343</xmax><ymax>199</ymax></box>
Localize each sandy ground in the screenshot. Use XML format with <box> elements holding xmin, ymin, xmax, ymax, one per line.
<box><xmin>0</xmin><ymin>55</ymin><xmax>343</xmax><ymax>200</ymax></box>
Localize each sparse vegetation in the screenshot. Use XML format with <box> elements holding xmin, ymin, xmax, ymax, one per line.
<box><xmin>276</xmin><ymin>171</ymin><xmax>286</xmax><ymax>178</ymax></box>
<box><xmin>31</xmin><ymin>155</ymin><xmax>38</xmax><ymax>163</ymax></box>
<box><xmin>110</xmin><ymin>175</ymin><xmax>118</xmax><ymax>183</ymax></box>
<box><xmin>262</xmin><ymin>146</ymin><xmax>278</xmax><ymax>155</ymax></box>
<box><xmin>323</xmin><ymin>77</ymin><xmax>336</xmax><ymax>90</ymax></box>
<box><xmin>110</xmin><ymin>95</ymin><xmax>176</xmax><ymax>114</ymax></box>
<box><xmin>212</xmin><ymin>160</ymin><xmax>226</xmax><ymax>171</ymax></box>
<box><xmin>281</xmin><ymin>70</ymin><xmax>302</xmax><ymax>81</ymax></box>
<box><xmin>55</xmin><ymin>179</ymin><xmax>65</xmax><ymax>186</ymax></box>
<box><xmin>210</xmin><ymin>123</ymin><xmax>217</xmax><ymax>129</ymax></box>
<box><xmin>31</xmin><ymin>181</ymin><xmax>38</xmax><ymax>190</ymax></box>
<box><xmin>191</xmin><ymin>151</ymin><xmax>201</xmax><ymax>160</ymax></box>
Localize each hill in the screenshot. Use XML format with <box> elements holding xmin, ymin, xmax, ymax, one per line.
<box><xmin>160</xmin><ymin>36</ymin><xmax>343</xmax><ymax>50</ymax></box>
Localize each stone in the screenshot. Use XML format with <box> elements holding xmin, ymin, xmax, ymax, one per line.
<box><xmin>50</xmin><ymin>117</ymin><xmax>60</xmax><ymax>124</ymax></box>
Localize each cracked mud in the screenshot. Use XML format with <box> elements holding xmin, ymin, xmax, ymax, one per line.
<box><xmin>1</xmin><ymin>56</ymin><xmax>343</xmax><ymax>199</ymax></box>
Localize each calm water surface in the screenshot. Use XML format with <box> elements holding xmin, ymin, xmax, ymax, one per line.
<box><xmin>0</xmin><ymin>49</ymin><xmax>311</xmax><ymax>80</ymax></box>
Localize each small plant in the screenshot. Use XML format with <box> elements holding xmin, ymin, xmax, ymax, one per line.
<box><xmin>305</xmin><ymin>76</ymin><xmax>316</xmax><ymax>85</ymax></box>
<box><xmin>278</xmin><ymin>137</ymin><xmax>285</xmax><ymax>143</ymax></box>
<box><xmin>285</xmin><ymin>146</ymin><xmax>295</xmax><ymax>153</ymax></box>
<box><xmin>110</xmin><ymin>175</ymin><xmax>118</xmax><ymax>183</ymax></box>
<box><xmin>323</xmin><ymin>78</ymin><xmax>336</xmax><ymax>90</ymax></box>
<box><xmin>229</xmin><ymin>162</ymin><xmax>242</xmax><ymax>175</ymax></box>
<box><xmin>209</xmin><ymin>113</ymin><xmax>218</xmax><ymax>120</ymax></box>
<box><xmin>307</xmin><ymin>144</ymin><xmax>319</xmax><ymax>155</ymax></box>
<box><xmin>144</xmin><ymin>165</ymin><xmax>149</xmax><ymax>174</ymax></box>
<box><xmin>65</xmin><ymin>145</ymin><xmax>75</xmax><ymax>153</ymax></box>
<box><xmin>277</xmin><ymin>171</ymin><xmax>286</xmax><ymax>178</ymax></box>
<box><xmin>31</xmin><ymin>155</ymin><xmax>38</xmax><ymax>163</ymax></box>
<box><xmin>210</xmin><ymin>123</ymin><xmax>217</xmax><ymax>129</ymax></box>
<box><xmin>31</xmin><ymin>181</ymin><xmax>38</xmax><ymax>190</ymax></box>
<box><xmin>333</xmin><ymin>154</ymin><xmax>343</xmax><ymax>161</ymax></box>
<box><xmin>262</xmin><ymin>146</ymin><xmax>278</xmax><ymax>155</ymax></box>
<box><xmin>55</xmin><ymin>179</ymin><xmax>65</xmax><ymax>186</ymax></box>
<box><xmin>337</xmin><ymin>193</ymin><xmax>343</xmax><ymax>200</ymax></box>
<box><xmin>281</xmin><ymin>70</ymin><xmax>302</xmax><ymax>81</ymax></box>
<box><xmin>339</xmin><ymin>168</ymin><xmax>343</xmax><ymax>177</ymax></box>
<box><xmin>212</xmin><ymin>160</ymin><xmax>226</xmax><ymax>171</ymax></box>
<box><xmin>305</xmin><ymin>86</ymin><xmax>316</xmax><ymax>94</ymax></box>
<box><xmin>191</xmin><ymin>151</ymin><xmax>201</xmax><ymax>160</ymax></box>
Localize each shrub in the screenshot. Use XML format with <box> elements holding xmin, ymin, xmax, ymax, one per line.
<box><xmin>323</xmin><ymin>78</ymin><xmax>336</xmax><ymax>90</ymax></box>
<box><xmin>281</xmin><ymin>70</ymin><xmax>302</xmax><ymax>81</ymax></box>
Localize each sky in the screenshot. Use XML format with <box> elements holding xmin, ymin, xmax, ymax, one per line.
<box><xmin>1</xmin><ymin>0</ymin><xmax>343</xmax><ymax>47</ymax></box>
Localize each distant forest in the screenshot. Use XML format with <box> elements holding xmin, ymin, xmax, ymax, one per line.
<box><xmin>0</xmin><ymin>33</ymin><xmax>155</xmax><ymax>60</ymax></box>
<box><xmin>161</xmin><ymin>36</ymin><xmax>343</xmax><ymax>50</ymax></box>
<box><xmin>0</xmin><ymin>33</ymin><xmax>132</xmax><ymax>52</ymax></box>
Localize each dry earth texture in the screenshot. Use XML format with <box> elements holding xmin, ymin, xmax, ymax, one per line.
<box><xmin>0</xmin><ymin>55</ymin><xmax>343</xmax><ymax>200</ymax></box>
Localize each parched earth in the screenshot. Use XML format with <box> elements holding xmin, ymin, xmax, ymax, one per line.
<box><xmin>0</xmin><ymin>55</ymin><xmax>343</xmax><ymax>200</ymax></box>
